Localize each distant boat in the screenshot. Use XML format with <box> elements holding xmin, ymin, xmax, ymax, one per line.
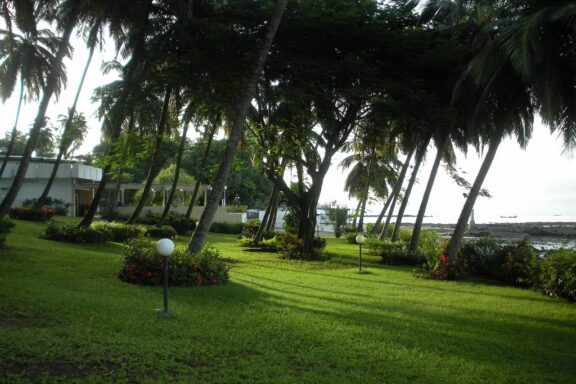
<box><xmin>500</xmin><ymin>215</ymin><xmax>517</xmax><ymax>219</ymax></box>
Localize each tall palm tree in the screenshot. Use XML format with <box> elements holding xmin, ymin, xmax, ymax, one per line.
<box><xmin>34</xmin><ymin>111</ymin><xmax>87</xmax><ymax>209</ymax></box>
<box><xmin>126</xmin><ymin>86</ymin><xmax>173</xmax><ymax>224</ymax></box>
<box><xmin>391</xmin><ymin>135</ymin><xmax>431</xmax><ymax>241</ymax></box>
<box><xmin>188</xmin><ymin>0</ymin><xmax>289</xmax><ymax>254</ymax></box>
<box><xmin>0</xmin><ymin>27</ymin><xmax>61</xmax><ymax>178</ymax></box>
<box><xmin>0</xmin><ymin>0</ymin><xmax>80</xmax><ymax>218</ymax></box>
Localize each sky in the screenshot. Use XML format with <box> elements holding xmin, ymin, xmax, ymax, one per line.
<box><xmin>2</xmin><ymin>37</ymin><xmax>576</xmax><ymax>223</ymax></box>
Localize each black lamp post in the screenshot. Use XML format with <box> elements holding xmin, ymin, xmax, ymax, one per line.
<box><xmin>156</xmin><ymin>238</ymin><xmax>175</xmax><ymax>317</ymax></box>
<box><xmin>355</xmin><ymin>233</ymin><xmax>366</xmax><ymax>273</ymax></box>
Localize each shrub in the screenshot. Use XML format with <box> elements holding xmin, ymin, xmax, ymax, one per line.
<box><xmin>162</xmin><ymin>213</ymin><xmax>196</xmax><ymax>234</ymax></box>
<box><xmin>496</xmin><ymin>240</ymin><xmax>540</xmax><ymax>286</ymax></box>
<box><xmin>276</xmin><ymin>233</ymin><xmax>326</xmax><ymax>260</ymax></box>
<box><xmin>145</xmin><ymin>225</ymin><xmax>177</xmax><ymax>239</ymax></box>
<box><xmin>44</xmin><ymin>220</ymin><xmax>109</xmax><ymax>243</ymax></box>
<box><xmin>23</xmin><ymin>197</ymin><xmax>69</xmax><ymax>215</ymax></box>
<box><xmin>90</xmin><ymin>222</ymin><xmax>142</xmax><ymax>243</ymax></box>
<box><xmin>540</xmin><ymin>249</ymin><xmax>576</xmax><ymax>301</ymax></box>
<box><xmin>209</xmin><ymin>222</ymin><xmax>245</xmax><ymax>234</ymax></box>
<box><xmin>459</xmin><ymin>237</ymin><xmax>539</xmax><ymax>286</ymax></box>
<box><xmin>365</xmin><ymin>238</ymin><xmax>419</xmax><ymax>265</ymax></box>
<box><xmin>8</xmin><ymin>207</ymin><xmax>55</xmax><ymax>221</ymax></box>
<box><xmin>417</xmin><ymin>230</ymin><xmax>446</xmax><ymax>271</ymax></box>
<box><xmin>227</xmin><ymin>205</ymin><xmax>248</xmax><ymax>213</ymax></box>
<box><xmin>118</xmin><ymin>240</ymin><xmax>229</xmax><ymax>286</ymax></box>
<box><xmin>241</xmin><ymin>219</ymin><xmax>261</xmax><ymax>238</ymax></box>
<box><xmin>0</xmin><ymin>217</ymin><xmax>15</xmax><ymax>247</ymax></box>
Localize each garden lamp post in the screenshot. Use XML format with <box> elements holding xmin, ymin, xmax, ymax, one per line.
<box><xmin>156</xmin><ymin>238</ymin><xmax>175</xmax><ymax>317</ymax></box>
<box><xmin>355</xmin><ymin>233</ymin><xmax>366</xmax><ymax>273</ymax></box>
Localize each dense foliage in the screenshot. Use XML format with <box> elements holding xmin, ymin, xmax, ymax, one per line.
<box><xmin>8</xmin><ymin>207</ymin><xmax>55</xmax><ymax>221</ymax></box>
<box><xmin>0</xmin><ymin>217</ymin><xmax>15</xmax><ymax>246</ymax></box>
<box><xmin>540</xmin><ymin>249</ymin><xmax>576</xmax><ymax>301</ymax></box>
<box><xmin>118</xmin><ymin>240</ymin><xmax>229</xmax><ymax>286</ymax></box>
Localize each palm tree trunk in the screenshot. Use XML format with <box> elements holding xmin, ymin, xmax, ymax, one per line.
<box><xmin>409</xmin><ymin>134</ymin><xmax>450</xmax><ymax>254</ymax></box>
<box><xmin>351</xmin><ymin>199</ymin><xmax>361</xmax><ymax>227</ymax></box>
<box><xmin>446</xmin><ymin>128</ymin><xmax>504</xmax><ymax>263</ymax></box>
<box><xmin>391</xmin><ymin>141</ymin><xmax>427</xmax><ymax>241</ymax></box>
<box><xmin>357</xmin><ymin>139</ymin><xmax>377</xmax><ymax>233</ymax></box>
<box><xmin>185</xmin><ymin>124</ymin><xmax>215</xmax><ymax>219</ymax></box>
<box><xmin>159</xmin><ymin>119</ymin><xmax>190</xmax><ymax>224</ymax></box>
<box><xmin>127</xmin><ymin>87</ymin><xmax>172</xmax><ymax>224</ymax></box>
<box><xmin>253</xmin><ymin>184</ymin><xmax>279</xmax><ymax>243</ymax></box>
<box><xmin>371</xmin><ymin>194</ymin><xmax>393</xmax><ymax>234</ymax></box>
<box><xmin>379</xmin><ymin>144</ymin><xmax>415</xmax><ymax>240</ymax></box>
<box><xmin>0</xmin><ymin>0</ymin><xmax>80</xmax><ymax>218</ymax></box>
<box><xmin>188</xmin><ymin>0</ymin><xmax>289</xmax><ymax>254</ymax></box>
<box><xmin>267</xmin><ymin>190</ymin><xmax>279</xmax><ymax>231</ymax></box>
<box><xmin>0</xmin><ymin>80</ymin><xmax>23</xmax><ymax>179</ymax></box>
<box><xmin>34</xmin><ymin>43</ymin><xmax>95</xmax><ymax>209</ymax></box>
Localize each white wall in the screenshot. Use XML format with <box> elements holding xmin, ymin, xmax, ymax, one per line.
<box><xmin>115</xmin><ymin>205</ymin><xmax>247</xmax><ymax>224</ymax></box>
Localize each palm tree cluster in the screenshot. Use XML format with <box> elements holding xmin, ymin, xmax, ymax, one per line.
<box><xmin>0</xmin><ymin>0</ymin><xmax>574</xmax><ymax>261</ymax></box>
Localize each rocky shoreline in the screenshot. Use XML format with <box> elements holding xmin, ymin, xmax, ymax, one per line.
<box><xmin>421</xmin><ymin>222</ymin><xmax>576</xmax><ymax>250</ymax></box>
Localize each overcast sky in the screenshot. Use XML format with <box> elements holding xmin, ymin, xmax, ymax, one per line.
<box><xmin>1</xmin><ymin>37</ymin><xmax>575</xmax><ymax>223</ymax></box>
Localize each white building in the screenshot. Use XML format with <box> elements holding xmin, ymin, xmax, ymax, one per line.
<box><xmin>0</xmin><ymin>156</ymin><xmax>102</xmax><ymax>216</ymax></box>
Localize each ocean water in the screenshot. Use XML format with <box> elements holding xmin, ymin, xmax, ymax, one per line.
<box><xmin>362</xmin><ymin>214</ymin><xmax>576</xmax><ymax>225</ymax></box>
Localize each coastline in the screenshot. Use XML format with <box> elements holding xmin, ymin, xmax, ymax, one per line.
<box><xmin>420</xmin><ymin>222</ymin><xmax>576</xmax><ymax>250</ymax></box>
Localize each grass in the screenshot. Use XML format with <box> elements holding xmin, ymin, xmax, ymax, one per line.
<box><xmin>1</xmin><ymin>218</ymin><xmax>575</xmax><ymax>383</ymax></box>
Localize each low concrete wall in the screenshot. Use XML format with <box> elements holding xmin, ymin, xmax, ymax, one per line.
<box><xmin>114</xmin><ymin>206</ymin><xmax>246</xmax><ymax>224</ymax></box>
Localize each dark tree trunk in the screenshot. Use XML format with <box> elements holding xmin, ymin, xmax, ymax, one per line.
<box><xmin>0</xmin><ymin>80</ymin><xmax>23</xmax><ymax>179</ymax></box>
<box><xmin>127</xmin><ymin>87</ymin><xmax>172</xmax><ymax>224</ymax></box>
<box><xmin>379</xmin><ymin>144</ymin><xmax>415</xmax><ymax>240</ymax></box>
<box><xmin>253</xmin><ymin>184</ymin><xmax>278</xmax><ymax>243</ymax></box>
<box><xmin>351</xmin><ymin>199</ymin><xmax>361</xmax><ymax>227</ymax></box>
<box><xmin>391</xmin><ymin>137</ymin><xmax>429</xmax><ymax>241</ymax></box>
<box><xmin>446</xmin><ymin>128</ymin><xmax>504</xmax><ymax>263</ymax></box>
<box><xmin>267</xmin><ymin>190</ymin><xmax>279</xmax><ymax>231</ymax></box>
<box><xmin>409</xmin><ymin>134</ymin><xmax>450</xmax><ymax>254</ymax></box>
<box><xmin>188</xmin><ymin>0</ymin><xmax>288</xmax><ymax>254</ymax></box>
<box><xmin>357</xmin><ymin>139</ymin><xmax>376</xmax><ymax>233</ymax></box>
<box><xmin>35</xmin><ymin>43</ymin><xmax>95</xmax><ymax>209</ymax></box>
<box><xmin>0</xmin><ymin>0</ymin><xmax>80</xmax><ymax>217</ymax></box>
<box><xmin>185</xmin><ymin>123</ymin><xmax>215</xmax><ymax>219</ymax></box>
<box><xmin>159</xmin><ymin>119</ymin><xmax>189</xmax><ymax>224</ymax></box>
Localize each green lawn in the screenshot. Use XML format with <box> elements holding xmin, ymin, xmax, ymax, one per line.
<box><xmin>1</xmin><ymin>219</ymin><xmax>575</xmax><ymax>383</ymax></box>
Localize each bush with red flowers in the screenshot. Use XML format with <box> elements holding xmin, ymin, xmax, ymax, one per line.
<box><xmin>118</xmin><ymin>239</ymin><xmax>229</xmax><ymax>286</ymax></box>
<box><xmin>8</xmin><ymin>207</ymin><xmax>55</xmax><ymax>221</ymax></box>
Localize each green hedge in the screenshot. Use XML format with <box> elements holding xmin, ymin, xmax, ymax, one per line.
<box><xmin>0</xmin><ymin>217</ymin><xmax>15</xmax><ymax>247</ymax></box>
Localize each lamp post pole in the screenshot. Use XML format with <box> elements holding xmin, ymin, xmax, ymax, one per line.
<box><xmin>156</xmin><ymin>238</ymin><xmax>175</xmax><ymax>317</ymax></box>
<box><xmin>355</xmin><ymin>233</ymin><xmax>366</xmax><ymax>273</ymax></box>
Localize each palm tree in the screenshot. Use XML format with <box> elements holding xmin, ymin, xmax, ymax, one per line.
<box><xmin>0</xmin><ymin>27</ymin><xmax>61</xmax><ymax>179</ymax></box>
<box><xmin>34</xmin><ymin>111</ymin><xmax>87</xmax><ymax>209</ymax></box>
<box><xmin>0</xmin><ymin>0</ymin><xmax>80</xmax><ymax>218</ymax></box>
<box><xmin>391</xmin><ymin>135</ymin><xmax>431</xmax><ymax>241</ymax></box>
<box><xmin>187</xmin><ymin>0</ymin><xmax>289</xmax><ymax>254</ymax></box>
<box><xmin>126</xmin><ymin>86</ymin><xmax>173</xmax><ymax>224</ymax></box>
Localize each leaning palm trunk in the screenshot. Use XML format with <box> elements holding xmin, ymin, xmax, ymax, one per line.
<box><xmin>379</xmin><ymin>144</ymin><xmax>415</xmax><ymax>240</ymax></box>
<box><xmin>34</xmin><ymin>43</ymin><xmax>95</xmax><ymax>210</ymax></box>
<box><xmin>0</xmin><ymin>80</ymin><xmax>23</xmax><ymax>179</ymax></box>
<box><xmin>267</xmin><ymin>191</ymin><xmax>280</xmax><ymax>231</ymax></box>
<box><xmin>409</xmin><ymin>134</ymin><xmax>450</xmax><ymax>254</ymax></box>
<box><xmin>188</xmin><ymin>0</ymin><xmax>289</xmax><ymax>254</ymax></box>
<box><xmin>391</xmin><ymin>138</ymin><xmax>429</xmax><ymax>241</ymax></box>
<box><xmin>446</xmin><ymin>128</ymin><xmax>504</xmax><ymax>263</ymax></box>
<box><xmin>371</xmin><ymin>191</ymin><xmax>394</xmax><ymax>235</ymax></box>
<box><xmin>253</xmin><ymin>184</ymin><xmax>279</xmax><ymax>243</ymax></box>
<box><xmin>159</xmin><ymin>119</ymin><xmax>190</xmax><ymax>224</ymax></box>
<box><xmin>126</xmin><ymin>87</ymin><xmax>172</xmax><ymax>224</ymax></box>
<box><xmin>357</xmin><ymin>139</ymin><xmax>377</xmax><ymax>233</ymax></box>
<box><xmin>185</xmin><ymin>124</ymin><xmax>216</xmax><ymax>219</ymax></box>
<box><xmin>0</xmin><ymin>1</ymin><xmax>80</xmax><ymax>218</ymax></box>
